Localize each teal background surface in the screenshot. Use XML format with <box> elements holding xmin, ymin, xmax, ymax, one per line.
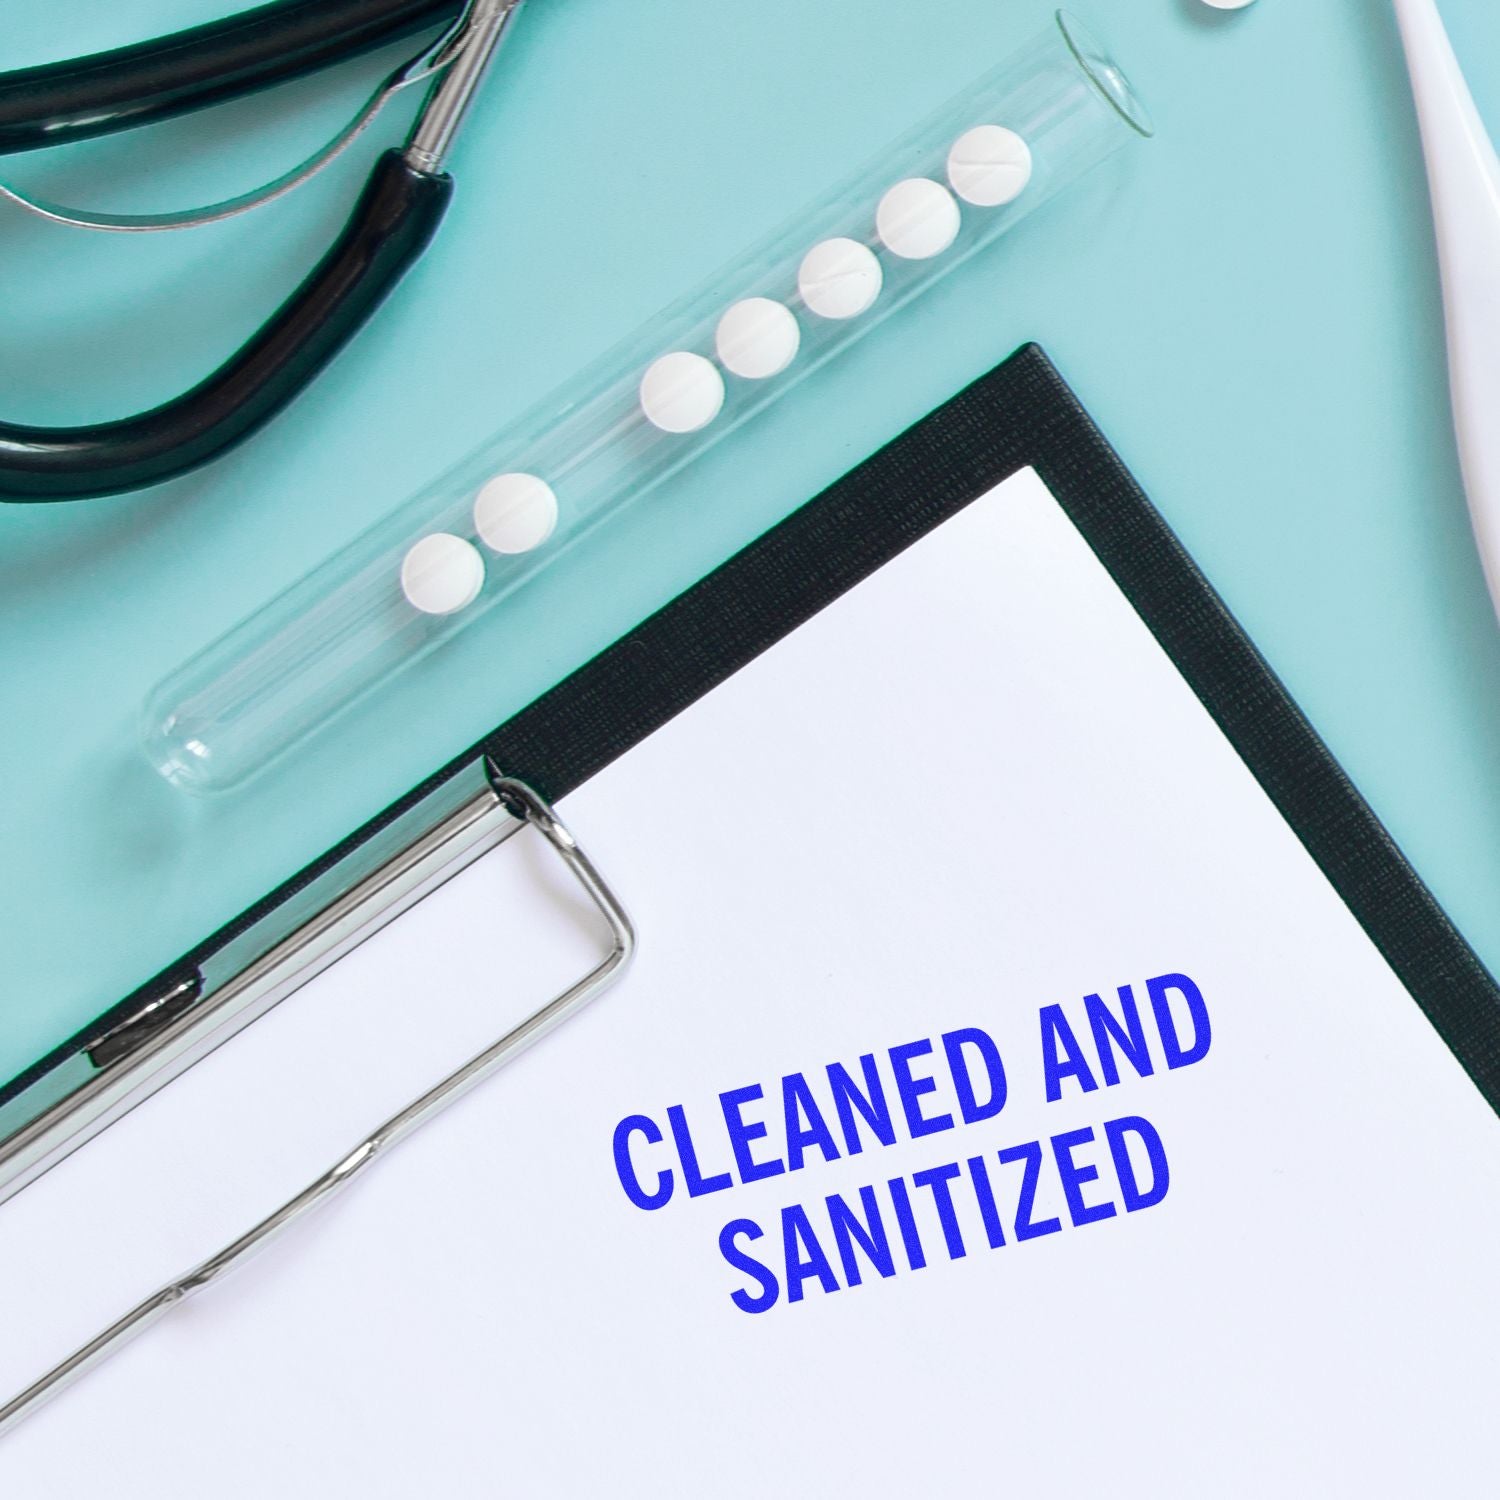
<box><xmin>4</xmin><ymin>0</ymin><xmax>1500</xmax><ymax>1083</ymax></box>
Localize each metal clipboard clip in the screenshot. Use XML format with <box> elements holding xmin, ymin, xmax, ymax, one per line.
<box><xmin>0</xmin><ymin>764</ymin><xmax>635</xmax><ymax>1438</ymax></box>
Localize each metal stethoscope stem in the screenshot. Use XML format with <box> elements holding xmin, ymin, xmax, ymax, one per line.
<box><xmin>407</xmin><ymin>0</ymin><xmax>525</xmax><ymax>175</ymax></box>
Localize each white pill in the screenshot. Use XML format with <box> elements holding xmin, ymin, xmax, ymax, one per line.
<box><xmin>715</xmin><ymin>298</ymin><xmax>801</xmax><ymax>379</ymax></box>
<box><xmin>947</xmin><ymin>125</ymin><xmax>1033</xmax><ymax>207</ymax></box>
<box><xmin>797</xmin><ymin>237</ymin><xmax>883</xmax><ymax>319</ymax></box>
<box><xmin>639</xmin><ymin>350</ymin><xmax>726</xmax><ymax>433</ymax></box>
<box><xmin>473</xmin><ymin>471</ymin><xmax>558</xmax><ymax>554</ymax></box>
<box><xmin>400</xmin><ymin>533</ymin><xmax>484</xmax><ymax>615</ymax></box>
<box><xmin>876</xmin><ymin>178</ymin><xmax>961</xmax><ymax>260</ymax></box>
<box><xmin>1200</xmin><ymin>0</ymin><xmax>1255</xmax><ymax>8</ymax></box>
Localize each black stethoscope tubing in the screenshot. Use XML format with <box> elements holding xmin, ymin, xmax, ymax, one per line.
<box><xmin>0</xmin><ymin>0</ymin><xmax>462</xmax><ymax>156</ymax></box>
<box><xmin>0</xmin><ymin>0</ymin><xmax>472</xmax><ymax>504</ymax></box>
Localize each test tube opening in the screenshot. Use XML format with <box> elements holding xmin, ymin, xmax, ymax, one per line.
<box><xmin>1057</xmin><ymin>11</ymin><xmax>1155</xmax><ymax>140</ymax></box>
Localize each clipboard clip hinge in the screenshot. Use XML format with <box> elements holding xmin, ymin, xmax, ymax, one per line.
<box><xmin>85</xmin><ymin>972</ymin><xmax>204</xmax><ymax>1071</ymax></box>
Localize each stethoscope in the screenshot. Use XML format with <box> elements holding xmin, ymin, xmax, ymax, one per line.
<box><xmin>0</xmin><ymin>0</ymin><xmax>520</xmax><ymax>504</ymax></box>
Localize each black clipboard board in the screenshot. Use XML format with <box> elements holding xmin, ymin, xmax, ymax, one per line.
<box><xmin>7</xmin><ymin>341</ymin><xmax>1499</xmax><ymax>1195</ymax></box>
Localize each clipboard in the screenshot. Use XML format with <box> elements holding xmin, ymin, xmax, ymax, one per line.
<box><xmin>4</xmin><ymin>342</ymin><xmax>1500</xmax><ymax>1427</ymax></box>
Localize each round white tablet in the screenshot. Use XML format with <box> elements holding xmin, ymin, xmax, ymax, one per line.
<box><xmin>1200</xmin><ymin>0</ymin><xmax>1255</xmax><ymax>8</ymax></box>
<box><xmin>876</xmin><ymin>178</ymin><xmax>961</xmax><ymax>260</ymax></box>
<box><xmin>639</xmin><ymin>351</ymin><xmax>726</xmax><ymax>433</ymax></box>
<box><xmin>797</xmin><ymin>237</ymin><xmax>883</xmax><ymax>319</ymax></box>
<box><xmin>946</xmin><ymin>125</ymin><xmax>1033</xmax><ymax>207</ymax></box>
<box><xmin>715</xmin><ymin>298</ymin><xmax>801</xmax><ymax>380</ymax></box>
<box><xmin>473</xmin><ymin>471</ymin><xmax>558</xmax><ymax>554</ymax></box>
<box><xmin>400</xmin><ymin>533</ymin><xmax>483</xmax><ymax>615</ymax></box>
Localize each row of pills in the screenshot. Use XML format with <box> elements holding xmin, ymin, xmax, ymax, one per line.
<box><xmin>637</xmin><ymin>124</ymin><xmax>1033</xmax><ymax>434</ymax></box>
<box><xmin>400</xmin><ymin>472</ymin><xmax>558</xmax><ymax>615</ymax></box>
<box><xmin>399</xmin><ymin>123</ymin><xmax>1032</xmax><ymax>616</ymax></box>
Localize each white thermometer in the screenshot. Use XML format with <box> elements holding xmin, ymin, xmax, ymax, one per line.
<box><xmin>1394</xmin><ymin>0</ymin><xmax>1500</xmax><ymax>620</ymax></box>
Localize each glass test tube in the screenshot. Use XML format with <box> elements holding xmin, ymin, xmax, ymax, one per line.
<box><xmin>144</xmin><ymin>10</ymin><xmax>1152</xmax><ymax>794</ymax></box>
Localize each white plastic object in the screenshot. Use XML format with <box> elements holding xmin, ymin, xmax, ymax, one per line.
<box><xmin>716</xmin><ymin>298</ymin><xmax>801</xmax><ymax>379</ymax></box>
<box><xmin>947</xmin><ymin>125</ymin><xmax>1033</xmax><ymax>206</ymax></box>
<box><xmin>144</xmin><ymin>11</ymin><xmax>1153</xmax><ymax>794</ymax></box>
<box><xmin>876</xmin><ymin>178</ymin><xmax>962</xmax><ymax>259</ymax></box>
<box><xmin>1394</xmin><ymin>0</ymin><xmax>1500</xmax><ymax>623</ymax></box>
<box><xmin>797</xmin><ymin>237</ymin><xmax>884</xmax><ymax>318</ymax></box>
<box><xmin>399</xmin><ymin>534</ymin><xmax>484</xmax><ymax>615</ymax></box>
<box><xmin>473</xmin><ymin>472</ymin><xmax>558</xmax><ymax>554</ymax></box>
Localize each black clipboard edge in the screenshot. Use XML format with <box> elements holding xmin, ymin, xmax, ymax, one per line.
<box><xmin>9</xmin><ymin>344</ymin><xmax>1500</xmax><ymax>1117</ymax></box>
<box><xmin>488</xmin><ymin>344</ymin><xmax>1500</xmax><ymax>1113</ymax></box>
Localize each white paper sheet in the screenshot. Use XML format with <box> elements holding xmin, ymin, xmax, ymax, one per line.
<box><xmin>3</xmin><ymin>468</ymin><xmax>1498</xmax><ymax>1497</ymax></box>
